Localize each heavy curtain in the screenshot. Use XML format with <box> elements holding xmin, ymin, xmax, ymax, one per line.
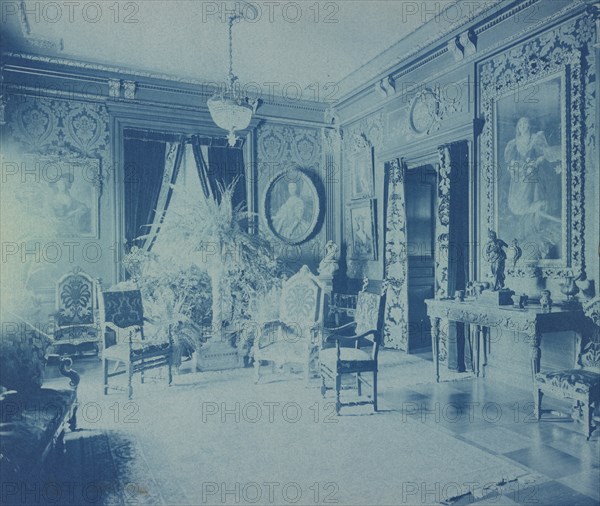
<box><xmin>123</xmin><ymin>138</ymin><xmax>167</xmax><ymax>248</ymax></box>
<box><xmin>383</xmin><ymin>158</ymin><xmax>409</xmax><ymax>350</ymax></box>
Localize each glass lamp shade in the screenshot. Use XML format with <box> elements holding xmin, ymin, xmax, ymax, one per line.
<box><xmin>207</xmin><ymin>96</ymin><xmax>253</xmax><ymax>145</ymax></box>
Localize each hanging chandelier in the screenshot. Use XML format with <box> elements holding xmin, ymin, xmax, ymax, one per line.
<box><xmin>207</xmin><ymin>5</ymin><xmax>258</xmax><ymax>146</ymax></box>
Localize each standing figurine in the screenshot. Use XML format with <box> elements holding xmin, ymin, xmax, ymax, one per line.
<box><xmin>485</xmin><ymin>230</ymin><xmax>508</xmax><ymax>291</ymax></box>
<box><xmin>507</xmin><ymin>238</ymin><xmax>523</xmax><ymax>270</ymax></box>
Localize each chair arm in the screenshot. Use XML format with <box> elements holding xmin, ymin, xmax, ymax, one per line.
<box><xmin>59</xmin><ymin>357</ymin><xmax>80</xmax><ymax>388</ymax></box>
<box><xmin>325</xmin><ymin>329</ymin><xmax>377</xmax><ymax>343</ymax></box>
<box><xmin>322</xmin><ymin>321</ymin><xmax>357</xmax><ymax>333</ymax></box>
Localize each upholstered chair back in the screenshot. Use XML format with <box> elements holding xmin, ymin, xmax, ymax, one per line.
<box><xmin>100</xmin><ymin>290</ymin><xmax>145</xmax><ymax>329</ymax></box>
<box><xmin>580</xmin><ymin>296</ymin><xmax>600</xmax><ymax>370</ymax></box>
<box><xmin>55</xmin><ymin>270</ymin><xmax>97</xmax><ymax>327</ymax></box>
<box><xmin>278</xmin><ymin>266</ymin><xmax>325</xmax><ymax>340</ymax></box>
<box><xmin>354</xmin><ymin>291</ymin><xmax>383</xmax><ymax>337</ymax></box>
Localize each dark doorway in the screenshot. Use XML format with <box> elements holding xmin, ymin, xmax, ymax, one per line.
<box><xmin>405</xmin><ymin>165</ymin><xmax>437</xmax><ymax>353</ymax></box>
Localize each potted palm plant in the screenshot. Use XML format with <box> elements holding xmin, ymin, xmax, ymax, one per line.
<box><xmin>135</xmin><ymin>180</ymin><xmax>283</xmax><ymax>369</ymax></box>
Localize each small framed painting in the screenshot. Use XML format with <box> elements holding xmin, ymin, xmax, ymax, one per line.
<box><xmin>350</xmin><ymin>146</ymin><xmax>374</xmax><ymax>199</ymax></box>
<box><xmin>348</xmin><ymin>199</ymin><xmax>377</xmax><ymax>260</ymax></box>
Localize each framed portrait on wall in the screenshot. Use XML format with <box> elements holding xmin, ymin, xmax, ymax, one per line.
<box><xmin>19</xmin><ymin>155</ymin><xmax>101</xmax><ymax>238</ymax></box>
<box><xmin>263</xmin><ymin>168</ymin><xmax>323</xmax><ymax>245</ymax></box>
<box><xmin>479</xmin><ymin>31</ymin><xmax>586</xmax><ymax>279</ymax></box>
<box><xmin>348</xmin><ymin>199</ymin><xmax>377</xmax><ymax>260</ymax></box>
<box><xmin>350</xmin><ymin>145</ymin><xmax>374</xmax><ymax>199</ymax></box>
<box><xmin>494</xmin><ymin>74</ymin><xmax>565</xmax><ymax>263</ymax></box>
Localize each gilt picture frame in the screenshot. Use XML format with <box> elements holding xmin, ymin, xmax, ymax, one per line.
<box><xmin>350</xmin><ymin>145</ymin><xmax>374</xmax><ymax>199</ymax></box>
<box><xmin>19</xmin><ymin>155</ymin><xmax>101</xmax><ymax>239</ymax></box>
<box><xmin>478</xmin><ymin>35</ymin><xmax>585</xmax><ymax>279</ymax></box>
<box><xmin>348</xmin><ymin>199</ymin><xmax>377</xmax><ymax>261</ymax></box>
<box><xmin>263</xmin><ymin>168</ymin><xmax>323</xmax><ymax>245</ymax></box>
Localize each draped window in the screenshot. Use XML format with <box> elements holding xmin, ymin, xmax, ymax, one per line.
<box><xmin>123</xmin><ymin>138</ymin><xmax>167</xmax><ymax>249</ymax></box>
<box><xmin>124</xmin><ymin>132</ymin><xmax>247</xmax><ymax>255</ymax></box>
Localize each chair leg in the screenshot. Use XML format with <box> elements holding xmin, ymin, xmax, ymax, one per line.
<box><xmin>254</xmin><ymin>360</ymin><xmax>261</xmax><ymax>384</ymax></box>
<box><xmin>69</xmin><ymin>406</ymin><xmax>77</xmax><ymax>431</ymax></box>
<box><xmin>335</xmin><ymin>372</ymin><xmax>342</xmax><ymax>415</ymax></box>
<box><xmin>321</xmin><ymin>372</ymin><xmax>327</xmax><ymax>398</ymax></box>
<box><xmin>127</xmin><ymin>362</ymin><xmax>133</xmax><ymax>400</ymax></box>
<box><xmin>168</xmin><ymin>362</ymin><xmax>173</xmax><ymax>386</ymax></box>
<box><xmin>373</xmin><ymin>370</ymin><xmax>378</xmax><ymax>412</ymax></box>
<box><xmin>356</xmin><ymin>373</ymin><xmax>362</xmax><ymax>396</ymax></box>
<box><xmin>103</xmin><ymin>359</ymin><xmax>109</xmax><ymax>395</ymax></box>
<box><xmin>140</xmin><ymin>369</ymin><xmax>145</xmax><ymax>384</ymax></box>
<box><xmin>534</xmin><ymin>387</ymin><xmax>543</xmax><ymax>420</ymax></box>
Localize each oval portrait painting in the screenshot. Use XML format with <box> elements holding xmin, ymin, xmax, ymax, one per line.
<box><xmin>264</xmin><ymin>169</ymin><xmax>322</xmax><ymax>245</ymax></box>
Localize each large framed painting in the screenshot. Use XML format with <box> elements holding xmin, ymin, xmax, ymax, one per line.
<box><xmin>478</xmin><ymin>25</ymin><xmax>587</xmax><ymax>279</ymax></box>
<box><xmin>350</xmin><ymin>145</ymin><xmax>374</xmax><ymax>199</ymax></box>
<box><xmin>263</xmin><ymin>168</ymin><xmax>323</xmax><ymax>245</ymax></box>
<box><xmin>348</xmin><ymin>199</ymin><xmax>377</xmax><ymax>261</ymax></box>
<box><xmin>20</xmin><ymin>155</ymin><xmax>101</xmax><ymax>238</ymax></box>
<box><xmin>495</xmin><ymin>74</ymin><xmax>565</xmax><ymax>263</ymax></box>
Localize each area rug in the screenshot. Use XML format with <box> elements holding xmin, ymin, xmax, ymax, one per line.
<box><xmin>59</xmin><ymin>358</ymin><xmax>528</xmax><ymax>506</ymax></box>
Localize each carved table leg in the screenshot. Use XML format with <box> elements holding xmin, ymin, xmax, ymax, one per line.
<box><xmin>474</xmin><ymin>325</ymin><xmax>481</xmax><ymax>377</ymax></box>
<box><xmin>530</xmin><ymin>331</ymin><xmax>541</xmax><ymax>417</ymax></box>
<box><xmin>432</xmin><ymin>317</ymin><xmax>440</xmax><ymax>383</ymax></box>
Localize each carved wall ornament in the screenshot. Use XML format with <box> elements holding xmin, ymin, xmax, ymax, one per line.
<box><xmin>478</xmin><ymin>15</ymin><xmax>594</xmax><ymax>279</ymax></box>
<box><xmin>459</xmin><ymin>30</ymin><xmax>477</xmax><ymax>57</ymax></box>
<box><xmin>407</xmin><ymin>86</ymin><xmax>462</xmax><ymax>136</ymax></box>
<box><xmin>108</xmin><ymin>79</ymin><xmax>121</xmax><ymax>98</ymax></box>
<box><xmin>448</xmin><ymin>38</ymin><xmax>464</xmax><ymax>62</ymax></box>
<box><xmin>123</xmin><ymin>81</ymin><xmax>137</xmax><ymax>100</ymax></box>
<box><xmin>375</xmin><ymin>76</ymin><xmax>396</xmax><ymax>98</ymax></box>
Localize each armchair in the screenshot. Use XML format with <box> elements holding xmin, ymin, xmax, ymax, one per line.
<box><xmin>320</xmin><ymin>282</ymin><xmax>384</xmax><ymax>414</ymax></box>
<box><xmin>534</xmin><ymin>296</ymin><xmax>600</xmax><ymax>439</ymax></box>
<box><xmin>253</xmin><ymin>266</ymin><xmax>325</xmax><ymax>384</ymax></box>
<box><xmin>99</xmin><ymin>288</ymin><xmax>173</xmax><ymax>399</ymax></box>
<box><xmin>47</xmin><ymin>268</ymin><xmax>100</xmax><ymax>358</ymax></box>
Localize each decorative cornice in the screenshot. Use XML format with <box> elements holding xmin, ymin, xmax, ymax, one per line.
<box><xmin>336</xmin><ymin>0</ymin><xmax>585</xmax><ymax>112</ymax></box>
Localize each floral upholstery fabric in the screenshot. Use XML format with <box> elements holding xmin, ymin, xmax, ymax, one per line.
<box><xmin>536</xmin><ymin>369</ymin><xmax>600</xmax><ymax>394</ymax></box>
<box><xmin>0</xmin><ymin>388</ymin><xmax>76</xmax><ymax>477</ymax></box>
<box><xmin>55</xmin><ymin>274</ymin><xmax>95</xmax><ymax>327</ymax></box>
<box><xmin>102</xmin><ymin>290</ymin><xmax>145</xmax><ymax>329</ymax></box>
<box><xmin>0</xmin><ymin>329</ymin><xmax>49</xmax><ymax>392</ymax></box>
<box><xmin>354</xmin><ymin>292</ymin><xmax>382</xmax><ymax>336</ymax></box>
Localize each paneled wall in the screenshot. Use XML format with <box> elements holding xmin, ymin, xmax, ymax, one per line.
<box><xmin>333</xmin><ymin>0</ymin><xmax>599</xmax><ymax>383</ymax></box>
<box><xmin>254</xmin><ymin>122</ymin><xmax>327</xmax><ymax>272</ymax></box>
<box><xmin>336</xmin><ymin>0</ymin><xmax>598</xmax><ymax>296</ymax></box>
<box><xmin>3</xmin><ymin>94</ymin><xmax>114</xmax><ymax>311</ymax></box>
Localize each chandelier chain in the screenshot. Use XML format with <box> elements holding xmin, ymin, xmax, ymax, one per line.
<box><xmin>228</xmin><ymin>15</ymin><xmax>235</xmax><ymax>83</ymax></box>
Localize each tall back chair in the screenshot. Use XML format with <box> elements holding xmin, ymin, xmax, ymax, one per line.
<box><xmin>99</xmin><ymin>288</ymin><xmax>172</xmax><ymax>399</ymax></box>
<box><xmin>319</xmin><ymin>281</ymin><xmax>385</xmax><ymax>414</ymax></box>
<box><xmin>48</xmin><ymin>268</ymin><xmax>100</xmax><ymax>358</ymax></box>
<box><xmin>534</xmin><ymin>296</ymin><xmax>600</xmax><ymax>438</ymax></box>
<box><xmin>253</xmin><ymin>265</ymin><xmax>325</xmax><ymax>384</ymax></box>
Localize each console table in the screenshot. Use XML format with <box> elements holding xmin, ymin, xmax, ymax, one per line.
<box><xmin>425</xmin><ymin>298</ymin><xmax>585</xmax><ymax>383</ymax></box>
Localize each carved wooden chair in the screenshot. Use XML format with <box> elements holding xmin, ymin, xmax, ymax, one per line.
<box><xmin>99</xmin><ymin>288</ymin><xmax>173</xmax><ymax>399</ymax></box>
<box><xmin>47</xmin><ymin>268</ymin><xmax>101</xmax><ymax>359</ymax></box>
<box><xmin>319</xmin><ymin>282</ymin><xmax>384</xmax><ymax>414</ymax></box>
<box><xmin>253</xmin><ymin>265</ymin><xmax>325</xmax><ymax>384</ymax></box>
<box><xmin>534</xmin><ymin>296</ymin><xmax>600</xmax><ymax>439</ymax></box>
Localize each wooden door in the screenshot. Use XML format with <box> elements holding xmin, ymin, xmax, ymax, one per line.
<box><xmin>405</xmin><ymin>166</ymin><xmax>437</xmax><ymax>353</ymax></box>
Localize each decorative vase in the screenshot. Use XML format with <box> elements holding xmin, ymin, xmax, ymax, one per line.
<box><xmin>560</xmin><ymin>276</ymin><xmax>579</xmax><ymax>301</ymax></box>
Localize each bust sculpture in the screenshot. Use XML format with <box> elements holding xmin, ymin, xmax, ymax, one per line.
<box><xmin>318</xmin><ymin>241</ymin><xmax>339</xmax><ymax>278</ymax></box>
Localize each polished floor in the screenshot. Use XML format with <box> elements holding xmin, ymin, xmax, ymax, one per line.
<box><xmin>43</xmin><ymin>351</ymin><xmax>599</xmax><ymax>506</ymax></box>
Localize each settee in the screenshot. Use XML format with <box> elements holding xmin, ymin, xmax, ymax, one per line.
<box><xmin>0</xmin><ymin>324</ymin><xmax>79</xmax><ymax>498</ymax></box>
